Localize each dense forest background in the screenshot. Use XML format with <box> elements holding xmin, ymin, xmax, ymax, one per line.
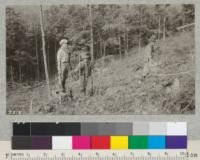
<box><xmin>6</xmin><ymin>4</ymin><xmax>194</xmax><ymax>84</ymax></box>
<box><xmin>6</xmin><ymin>4</ymin><xmax>195</xmax><ymax>115</ymax></box>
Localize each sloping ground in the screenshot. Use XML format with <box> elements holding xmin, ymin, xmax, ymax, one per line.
<box><xmin>7</xmin><ymin>31</ymin><xmax>195</xmax><ymax>115</ymax></box>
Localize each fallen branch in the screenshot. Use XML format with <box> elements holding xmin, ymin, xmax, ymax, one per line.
<box><xmin>177</xmin><ymin>23</ymin><xmax>195</xmax><ymax>30</ymax></box>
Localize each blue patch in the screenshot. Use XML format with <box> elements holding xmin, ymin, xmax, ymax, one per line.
<box><xmin>148</xmin><ymin>136</ymin><xmax>166</xmax><ymax>149</ymax></box>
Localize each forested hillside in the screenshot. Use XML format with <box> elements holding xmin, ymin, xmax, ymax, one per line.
<box><xmin>6</xmin><ymin>4</ymin><xmax>195</xmax><ymax>115</ymax></box>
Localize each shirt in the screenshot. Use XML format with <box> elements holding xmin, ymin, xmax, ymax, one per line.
<box><xmin>57</xmin><ymin>48</ymin><xmax>70</xmax><ymax>63</ymax></box>
<box><xmin>57</xmin><ymin>48</ymin><xmax>71</xmax><ymax>73</ymax></box>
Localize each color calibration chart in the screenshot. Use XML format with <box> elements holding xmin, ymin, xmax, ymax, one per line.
<box><xmin>12</xmin><ymin>122</ymin><xmax>187</xmax><ymax>150</ymax></box>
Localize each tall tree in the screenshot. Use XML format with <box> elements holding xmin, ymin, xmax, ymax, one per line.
<box><xmin>39</xmin><ymin>5</ymin><xmax>50</xmax><ymax>96</ymax></box>
<box><xmin>34</xmin><ymin>28</ymin><xmax>40</xmax><ymax>81</ymax></box>
<box><xmin>163</xmin><ymin>4</ymin><xmax>170</xmax><ymax>40</ymax></box>
<box><xmin>89</xmin><ymin>5</ymin><xmax>94</xmax><ymax>62</ymax></box>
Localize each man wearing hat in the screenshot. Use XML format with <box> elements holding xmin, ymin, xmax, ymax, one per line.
<box><xmin>142</xmin><ymin>34</ymin><xmax>157</xmax><ymax>78</ymax></box>
<box><xmin>74</xmin><ymin>45</ymin><xmax>93</xmax><ymax>96</ymax></box>
<box><xmin>57</xmin><ymin>39</ymin><xmax>72</xmax><ymax>93</ymax></box>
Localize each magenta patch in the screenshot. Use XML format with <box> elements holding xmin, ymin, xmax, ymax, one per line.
<box><xmin>72</xmin><ymin>136</ymin><xmax>91</xmax><ymax>149</ymax></box>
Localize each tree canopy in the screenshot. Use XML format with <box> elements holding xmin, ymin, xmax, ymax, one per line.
<box><xmin>6</xmin><ymin>4</ymin><xmax>194</xmax><ymax>83</ymax></box>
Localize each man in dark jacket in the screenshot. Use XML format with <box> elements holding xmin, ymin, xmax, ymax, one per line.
<box><xmin>74</xmin><ymin>45</ymin><xmax>93</xmax><ymax>95</ymax></box>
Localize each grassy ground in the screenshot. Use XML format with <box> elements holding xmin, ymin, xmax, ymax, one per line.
<box><xmin>7</xmin><ymin>31</ymin><xmax>195</xmax><ymax>115</ymax></box>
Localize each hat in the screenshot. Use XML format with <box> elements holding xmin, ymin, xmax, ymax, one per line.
<box><xmin>59</xmin><ymin>39</ymin><xmax>68</xmax><ymax>46</ymax></box>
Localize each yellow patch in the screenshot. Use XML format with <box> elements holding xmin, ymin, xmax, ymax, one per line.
<box><xmin>110</xmin><ymin>136</ymin><xmax>128</xmax><ymax>149</ymax></box>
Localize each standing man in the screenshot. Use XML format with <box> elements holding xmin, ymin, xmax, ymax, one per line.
<box><xmin>142</xmin><ymin>34</ymin><xmax>156</xmax><ymax>78</ymax></box>
<box><xmin>146</xmin><ymin>34</ymin><xmax>156</xmax><ymax>64</ymax></box>
<box><xmin>74</xmin><ymin>45</ymin><xmax>93</xmax><ymax>96</ymax></box>
<box><xmin>57</xmin><ymin>39</ymin><xmax>72</xmax><ymax>93</ymax></box>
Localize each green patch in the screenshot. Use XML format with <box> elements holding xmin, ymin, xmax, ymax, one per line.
<box><xmin>128</xmin><ymin>136</ymin><xmax>148</xmax><ymax>149</ymax></box>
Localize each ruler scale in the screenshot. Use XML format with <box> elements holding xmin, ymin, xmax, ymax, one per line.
<box><xmin>8</xmin><ymin>150</ymin><xmax>188</xmax><ymax>160</ymax></box>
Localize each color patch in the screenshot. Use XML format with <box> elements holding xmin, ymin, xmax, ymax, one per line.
<box><xmin>114</xmin><ymin>123</ymin><xmax>132</xmax><ymax>135</ymax></box>
<box><xmin>13</xmin><ymin>123</ymin><xmax>31</xmax><ymax>136</ymax></box>
<box><xmin>128</xmin><ymin>136</ymin><xmax>148</xmax><ymax>149</ymax></box>
<box><xmin>166</xmin><ymin>136</ymin><xmax>187</xmax><ymax>149</ymax></box>
<box><xmin>32</xmin><ymin>136</ymin><xmax>52</xmax><ymax>150</ymax></box>
<box><xmin>149</xmin><ymin>122</ymin><xmax>167</xmax><ymax>135</ymax></box>
<box><xmin>91</xmin><ymin>136</ymin><xmax>110</xmax><ymax>149</ymax></box>
<box><xmin>12</xmin><ymin>136</ymin><xmax>31</xmax><ymax>150</ymax></box>
<box><xmin>148</xmin><ymin>136</ymin><xmax>166</xmax><ymax>149</ymax></box>
<box><xmin>167</xmin><ymin>122</ymin><xmax>187</xmax><ymax>135</ymax></box>
<box><xmin>31</xmin><ymin>123</ymin><xmax>81</xmax><ymax>136</ymax></box>
<box><xmin>98</xmin><ymin>123</ymin><xmax>116</xmax><ymax>135</ymax></box>
<box><xmin>52</xmin><ymin>136</ymin><xmax>72</xmax><ymax>150</ymax></box>
<box><xmin>132</xmin><ymin>123</ymin><xmax>149</xmax><ymax>135</ymax></box>
<box><xmin>81</xmin><ymin>123</ymin><xmax>99</xmax><ymax>135</ymax></box>
<box><xmin>72</xmin><ymin>136</ymin><xmax>91</xmax><ymax>149</ymax></box>
<box><xmin>97</xmin><ymin>123</ymin><xmax>132</xmax><ymax>135</ymax></box>
<box><xmin>111</xmin><ymin>136</ymin><xmax>128</xmax><ymax>149</ymax></box>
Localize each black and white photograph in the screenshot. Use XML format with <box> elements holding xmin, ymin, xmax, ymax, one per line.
<box><xmin>6</xmin><ymin>4</ymin><xmax>195</xmax><ymax>115</ymax></box>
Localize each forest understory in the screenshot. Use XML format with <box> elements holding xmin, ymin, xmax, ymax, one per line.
<box><xmin>7</xmin><ymin>31</ymin><xmax>195</xmax><ymax>115</ymax></box>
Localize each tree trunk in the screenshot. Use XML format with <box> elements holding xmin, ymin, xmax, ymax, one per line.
<box><xmin>103</xmin><ymin>43</ymin><xmax>107</xmax><ymax>65</ymax></box>
<box><xmin>10</xmin><ymin>62</ymin><xmax>14</xmax><ymax>84</ymax></box>
<box><xmin>118</xmin><ymin>36</ymin><xmax>122</xmax><ymax>59</ymax></box>
<box><xmin>35</xmin><ymin>33</ymin><xmax>40</xmax><ymax>82</ymax></box>
<box><xmin>163</xmin><ymin>16</ymin><xmax>166</xmax><ymax>40</ymax></box>
<box><xmin>89</xmin><ymin>5</ymin><xmax>94</xmax><ymax>62</ymax></box>
<box><xmin>55</xmin><ymin>40</ymin><xmax>57</xmax><ymax>60</ymax></box>
<box><xmin>103</xmin><ymin>43</ymin><xmax>106</xmax><ymax>57</ymax></box>
<box><xmin>158</xmin><ymin>15</ymin><xmax>161</xmax><ymax>40</ymax></box>
<box><xmin>39</xmin><ymin>5</ymin><xmax>50</xmax><ymax>96</ymax></box>
<box><xmin>19</xmin><ymin>64</ymin><xmax>22</xmax><ymax>83</ymax></box>
<box><xmin>138</xmin><ymin>32</ymin><xmax>141</xmax><ymax>54</ymax></box>
<box><xmin>79</xmin><ymin>54</ymin><xmax>81</xmax><ymax>78</ymax></box>
<box><xmin>124</xmin><ymin>33</ymin><xmax>128</xmax><ymax>55</ymax></box>
<box><xmin>126</xmin><ymin>31</ymin><xmax>129</xmax><ymax>53</ymax></box>
<box><xmin>100</xmin><ymin>41</ymin><xmax>103</xmax><ymax>58</ymax></box>
<box><xmin>47</xmin><ymin>41</ymin><xmax>50</xmax><ymax>75</ymax></box>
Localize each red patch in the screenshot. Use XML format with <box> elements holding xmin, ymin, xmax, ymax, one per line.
<box><xmin>91</xmin><ymin>136</ymin><xmax>110</xmax><ymax>149</ymax></box>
